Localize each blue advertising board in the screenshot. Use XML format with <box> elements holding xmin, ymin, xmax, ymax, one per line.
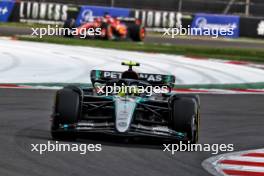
<box><xmin>191</xmin><ymin>13</ymin><xmax>240</xmax><ymax>38</ymax></box>
<box><xmin>76</xmin><ymin>5</ymin><xmax>130</xmax><ymax>26</ymax></box>
<box><xmin>0</xmin><ymin>0</ymin><xmax>15</xmax><ymax>22</ymax></box>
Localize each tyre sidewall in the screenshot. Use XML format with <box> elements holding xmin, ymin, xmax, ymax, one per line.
<box><xmin>171</xmin><ymin>97</ymin><xmax>199</xmax><ymax>143</ymax></box>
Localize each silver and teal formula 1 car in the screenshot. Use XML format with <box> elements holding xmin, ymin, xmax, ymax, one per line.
<box><xmin>51</xmin><ymin>61</ymin><xmax>200</xmax><ymax>143</ymax></box>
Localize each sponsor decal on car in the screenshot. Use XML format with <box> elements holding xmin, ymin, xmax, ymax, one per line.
<box><xmin>101</xmin><ymin>71</ymin><xmax>169</xmax><ymax>82</ymax></box>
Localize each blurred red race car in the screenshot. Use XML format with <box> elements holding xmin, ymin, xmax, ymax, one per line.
<box><xmin>63</xmin><ymin>13</ymin><xmax>145</xmax><ymax>41</ymax></box>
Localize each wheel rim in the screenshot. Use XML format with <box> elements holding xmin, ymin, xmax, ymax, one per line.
<box><xmin>190</xmin><ymin>115</ymin><xmax>198</xmax><ymax>143</ymax></box>
<box><xmin>140</xmin><ymin>28</ymin><xmax>145</xmax><ymax>40</ymax></box>
<box><xmin>107</xmin><ymin>26</ymin><xmax>113</xmax><ymax>39</ymax></box>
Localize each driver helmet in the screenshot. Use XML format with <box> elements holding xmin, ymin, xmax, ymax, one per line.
<box><xmin>121</xmin><ymin>70</ymin><xmax>139</xmax><ymax>79</ymax></box>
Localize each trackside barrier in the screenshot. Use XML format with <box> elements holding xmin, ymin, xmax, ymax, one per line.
<box><xmin>0</xmin><ymin>0</ymin><xmax>15</xmax><ymax>22</ymax></box>
<box><xmin>240</xmin><ymin>16</ymin><xmax>264</xmax><ymax>38</ymax></box>
<box><xmin>75</xmin><ymin>5</ymin><xmax>130</xmax><ymax>26</ymax></box>
<box><xmin>2</xmin><ymin>1</ymin><xmax>264</xmax><ymax>39</ymax></box>
<box><xmin>191</xmin><ymin>13</ymin><xmax>240</xmax><ymax>38</ymax></box>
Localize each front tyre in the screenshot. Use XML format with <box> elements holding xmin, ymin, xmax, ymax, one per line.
<box><xmin>51</xmin><ymin>88</ymin><xmax>80</xmax><ymax>140</ymax></box>
<box><xmin>63</xmin><ymin>18</ymin><xmax>75</xmax><ymax>37</ymax></box>
<box><xmin>171</xmin><ymin>97</ymin><xmax>200</xmax><ymax>144</ymax></box>
<box><xmin>129</xmin><ymin>25</ymin><xmax>145</xmax><ymax>41</ymax></box>
<box><xmin>101</xmin><ymin>23</ymin><xmax>114</xmax><ymax>40</ymax></box>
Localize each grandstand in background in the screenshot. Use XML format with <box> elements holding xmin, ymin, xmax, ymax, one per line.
<box><xmin>26</xmin><ymin>0</ymin><xmax>264</xmax><ymax>17</ymax></box>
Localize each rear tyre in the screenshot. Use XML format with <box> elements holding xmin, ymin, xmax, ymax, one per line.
<box><xmin>101</xmin><ymin>23</ymin><xmax>113</xmax><ymax>40</ymax></box>
<box><xmin>63</xmin><ymin>18</ymin><xmax>75</xmax><ymax>37</ymax></box>
<box><xmin>129</xmin><ymin>25</ymin><xmax>145</xmax><ymax>41</ymax></box>
<box><xmin>171</xmin><ymin>97</ymin><xmax>200</xmax><ymax>144</ymax></box>
<box><xmin>51</xmin><ymin>88</ymin><xmax>80</xmax><ymax>140</ymax></box>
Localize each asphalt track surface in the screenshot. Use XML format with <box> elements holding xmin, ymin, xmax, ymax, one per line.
<box><xmin>0</xmin><ymin>88</ymin><xmax>264</xmax><ymax>176</ymax></box>
<box><xmin>1</xmin><ymin>26</ymin><xmax>264</xmax><ymax>49</ymax></box>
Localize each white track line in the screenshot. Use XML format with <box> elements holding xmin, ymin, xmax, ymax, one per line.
<box><xmin>1</xmin><ymin>39</ymin><xmax>264</xmax><ymax>85</ymax></box>
<box><xmin>218</xmin><ymin>164</ymin><xmax>264</xmax><ymax>172</ymax></box>
<box><xmin>203</xmin><ymin>149</ymin><xmax>264</xmax><ymax>176</ymax></box>
<box><xmin>223</xmin><ymin>156</ymin><xmax>264</xmax><ymax>163</ymax></box>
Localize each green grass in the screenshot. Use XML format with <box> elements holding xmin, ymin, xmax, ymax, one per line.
<box><xmin>0</xmin><ymin>22</ymin><xmax>59</xmax><ymax>28</ymax></box>
<box><xmin>150</xmin><ymin>32</ymin><xmax>264</xmax><ymax>44</ymax></box>
<box><xmin>18</xmin><ymin>36</ymin><xmax>264</xmax><ymax>63</ymax></box>
<box><xmin>2</xmin><ymin>22</ymin><xmax>263</xmax><ymax>44</ymax></box>
<box><xmin>1</xmin><ymin>22</ymin><xmax>263</xmax><ymax>62</ymax></box>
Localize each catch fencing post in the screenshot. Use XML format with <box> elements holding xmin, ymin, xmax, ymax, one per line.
<box><xmin>245</xmin><ymin>0</ymin><xmax>250</xmax><ymax>16</ymax></box>
<box><xmin>111</xmin><ymin>0</ymin><xmax>115</xmax><ymax>7</ymax></box>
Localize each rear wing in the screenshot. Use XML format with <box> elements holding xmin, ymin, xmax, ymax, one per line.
<box><xmin>90</xmin><ymin>70</ymin><xmax>175</xmax><ymax>86</ymax></box>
